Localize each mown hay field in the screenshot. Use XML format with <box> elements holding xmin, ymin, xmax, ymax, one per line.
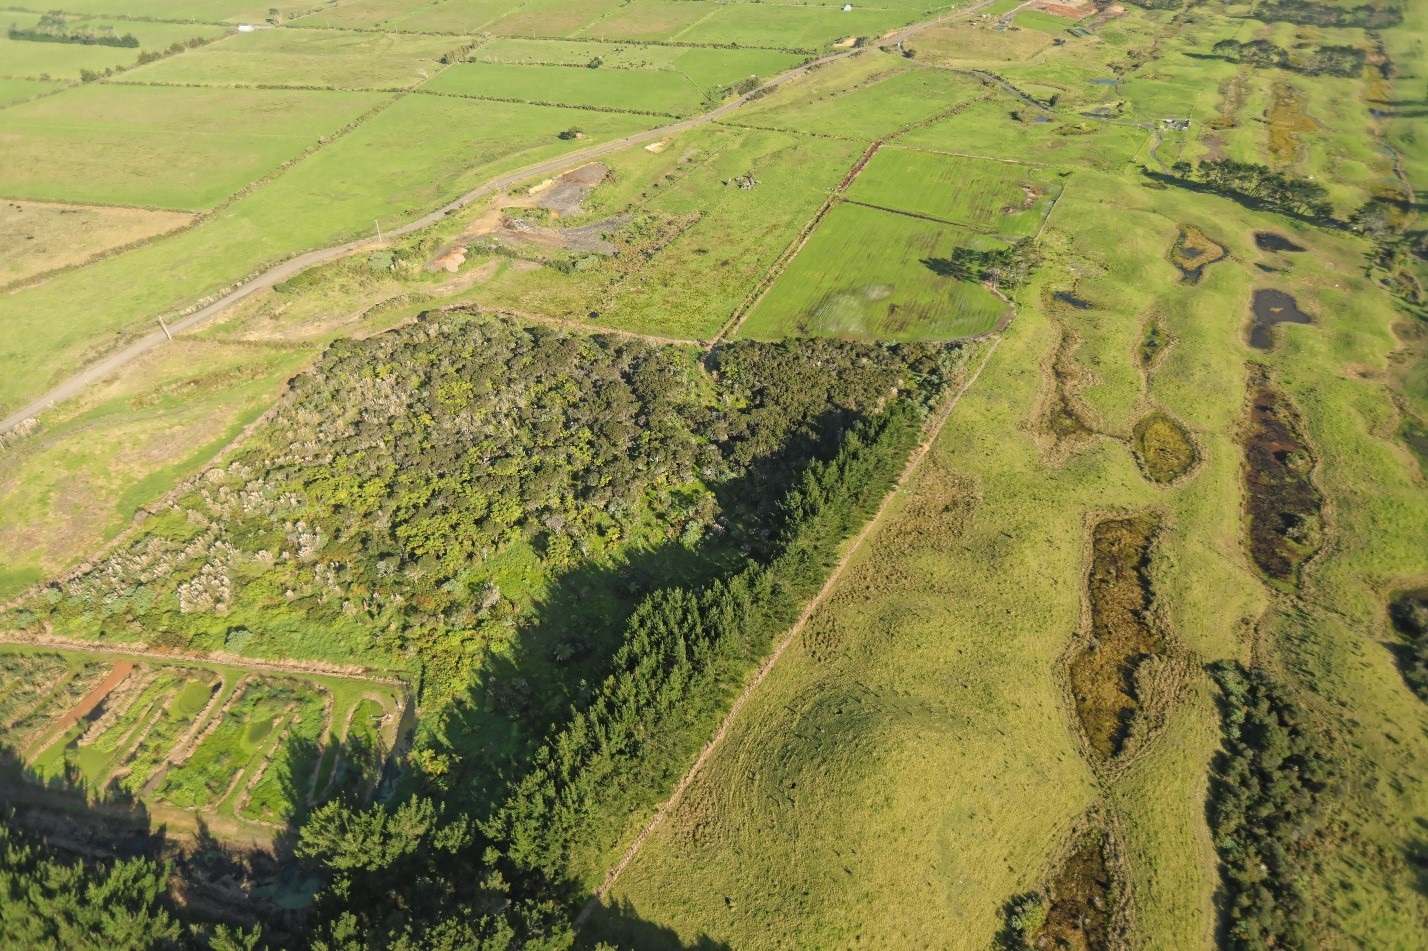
<box><xmin>125</xmin><ymin>27</ymin><xmax>468</xmax><ymax>90</ymax></box>
<box><xmin>845</xmin><ymin>146</ymin><xmax>1061</xmax><ymax>235</ymax></box>
<box><xmin>423</xmin><ymin>60</ymin><xmax>704</xmax><ymax>115</ymax></box>
<box><xmin>0</xmin><ymin>84</ymin><xmax>385</xmax><ymax>210</ymax></box>
<box><xmin>738</xmin><ymin>202</ymin><xmax>1008</xmax><ymax>341</ymax></box>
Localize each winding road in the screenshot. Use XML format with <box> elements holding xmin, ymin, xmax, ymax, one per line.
<box><xmin>0</xmin><ymin>1</ymin><xmax>1001</xmax><ymax>438</ymax></box>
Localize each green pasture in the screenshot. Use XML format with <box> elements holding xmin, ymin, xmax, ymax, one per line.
<box><xmin>576</xmin><ymin>0</ymin><xmax>720</xmax><ymax>43</ymax></box>
<box><xmin>473</xmin><ymin>37</ymin><xmax>686</xmax><ymax>69</ymax></box>
<box><xmin>738</xmin><ymin>202</ymin><xmax>1008</xmax><ymax>341</ymax></box>
<box><xmin>0</xmin><ymin>84</ymin><xmax>382</xmax><ymax>210</ymax></box>
<box><xmin>423</xmin><ymin>60</ymin><xmax>703</xmax><ymax>114</ymax></box>
<box><xmin>671</xmin><ymin>3</ymin><xmax>912</xmax><ymax>50</ymax></box>
<box><xmin>1014</xmin><ymin>9</ymin><xmax>1073</xmax><ymax>33</ymax></box>
<box><xmin>293</xmin><ymin>0</ymin><xmax>519</xmax><ymax>32</ymax></box>
<box><xmin>471</xmin><ymin>125</ymin><xmax>864</xmax><ymax>339</ymax></box>
<box><xmin>484</xmin><ymin>0</ymin><xmax>625</xmax><ymax>38</ymax></box>
<box><xmin>734</xmin><ymin>61</ymin><xmax>985</xmax><ymax>140</ymax></box>
<box><xmin>0</xmin><ymin>77</ymin><xmax>63</xmax><ymax>107</ymax></box>
<box><xmin>845</xmin><ymin>146</ymin><xmax>1061</xmax><ymax>235</ymax></box>
<box><xmin>983</xmin><ymin>0</ymin><xmax>1023</xmax><ymax>14</ymax></box>
<box><xmin>126</xmin><ymin>27</ymin><xmax>467</xmax><ymax>90</ymax></box>
<box><xmin>0</xmin><ymin>199</ymin><xmax>192</xmax><ymax>288</ymax></box>
<box><xmin>0</xmin><ymin>21</ymin><xmax>230</xmax><ymax>81</ymax></box>
<box><xmin>895</xmin><ymin>94</ymin><xmax>1150</xmax><ymax>172</ymax></box>
<box><xmin>0</xmin><ymin>95</ymin><xmax>653</xmax><ymax>417</ymax></box>
<box><xmin>17</xmin><ymin>0</ymin><xmax>285</xmax><ymax>20</ymax></box>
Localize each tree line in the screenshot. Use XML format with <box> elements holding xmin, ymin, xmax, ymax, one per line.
<box><xmin>1209</xmin><ymin>38</ymin><xmax>1366</xmax><ymax>77</ymax></box>
<box><xmin>1164</xmin><ymin>159</ymin><xmax>1335</xmax><ymax>221</ymax></box>
<box><xmin>1208</xmin><ymin>662</ymin><xmax>1332</xmax><ymax>951</ymax></box>
<box><xmin>1250</xmin><ymin>0</ymin><xmax>1402</xmax><ymax>28</ymax></box>
<box><xmin>9</xmin><ymin>13</ymin><xmax>137</xmax><ymax>47</ymax></box>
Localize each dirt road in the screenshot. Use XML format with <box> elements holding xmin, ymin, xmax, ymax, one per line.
<box><xmin>574</xmin><ymin>334</ymin><xmax>1004</xmax><ymax>927</ymax></box>
<box><xmin>0</xmin><ymin>2</ymin><xmax>1002</xmax><ymax>437</ymax></box>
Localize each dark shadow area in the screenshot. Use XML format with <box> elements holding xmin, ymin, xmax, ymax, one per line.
<box><xmin>1141</xmin><ymin>168</ymin><xmax>1340</xmax><ymax>228</ymax></box>
<box><xmin>579</xmin><ymin>897</ymin><xmax>734</xmax><ymax>950</ymax></box>
<box><xmin>1406</xmin><ymin>818</ymin><xmax>1428</xmax><ymax>898</ymax></box>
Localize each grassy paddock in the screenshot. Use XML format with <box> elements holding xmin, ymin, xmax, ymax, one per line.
<box><xmin>846</xmin><ymin>146</ymin><xmax>1062</xmax><ymax>235</ymax></box>
<box><xmin>422</xmin><ymin>60</ymin><xmax>704</xmax><ymax>114</ymax></box>
<box><xmin>0</xmin><ymin>200</ymin><xmax>193</xmax><ymax>288</ymax></box>
<box><xmin>0</xmin><ymin>84</ymin><xmax>383</xmax><ymax>210</ymax></box>
<box><xmin>738</xmin><ymin>202</ymin><xmax>1008</xmax><ymax>341</ymax></box>
<box><xmin>0</xmin><ymin>21</ymin><xmax>230</xmax><ymax>81</ymax></box>
<box><xmin>126</xmin><ymin>27</ymin><xmax>468</xmax><ymax>90</ymax></box>
<box><xmin>293</xmin><ymin>0</ymin><xmax>520</xmax><ymax>32</ymax></box>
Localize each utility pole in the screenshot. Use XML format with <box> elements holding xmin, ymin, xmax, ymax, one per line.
<box><xmin>156</xmin><ymin>317</ymin><xmax>172</xmax><ymax>340</ymax></box>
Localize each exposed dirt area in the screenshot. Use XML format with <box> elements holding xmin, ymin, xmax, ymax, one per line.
<box><xmin>1069</xmin><ymin>514</ymin><xmax>1165</xmax><ymax>763</ymax></box>
<box><xmin>1033</xmin><ymin>831</ymin><xmax>1117</xmax><ymax>951</ymax></box>
<box><xmin>1169</xmin><ymin>224</ymin><xmax>1226</xmax><ymax>285</ymax></box>
<box><xmin>1131</xmin><ymin>411</ymin><xmax>1199</xmax><ymax>484</ymax></box>
<box><xmin>1243</xmin><ymin>376</ymin><xmax>1323</xmax><ymax>588</ymax></box>
<box><xmin>47</xmin><ymin>661</ymin><xmax>135</xmax><ymax>737</ymax></box>
<box><xmin>1266</xmin><ymin>82</ymin><xmax>1317</xmax><ymax>168</ymax></box>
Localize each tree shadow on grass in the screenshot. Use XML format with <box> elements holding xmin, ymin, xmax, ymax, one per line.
<box><xmin>578</xmin><ymin>896</ymin><xmax>734</xmax><ymax>951</ymax></box>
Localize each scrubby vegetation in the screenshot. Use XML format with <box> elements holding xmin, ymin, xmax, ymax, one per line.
<box><xmin>1209</xmin><ymin>39</ymin><xmax>1366</xmax><ymax>77</ymax></box>
<box><xmin>1242</xmin><ymin>379</ymin><xmax>1323</xmax><ymax>588</ymax></box>
<box><xmin>1208</xmin><ymin>662</ymin><xmax>1332</xmax><ymax>951</ymax></box>
<box><xmin>8</xmin><ymin>14</ymin><xmax>137</xmax><ymax>48</ymax></box>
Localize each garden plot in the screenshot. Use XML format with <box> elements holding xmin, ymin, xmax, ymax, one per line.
<box><xmin>126</xmin><ymin>27</ymin><xmax>467</xmax><ymax>90</ymax></box>
<box><xmin>846</xmin><ymin>148</ymin><xmax>1061</xmax><ymax>236</ymax></box>
<box><xmin>738</xmin><ymin>202</ymin><xmax>1009</xmax><ymax>341</ymax></box>
<box><xmin>0</xmin><ymin>644</ymin><xmax>403</xmax><ymax>840</ymax></box>
<box><xmin>0</xmin><ymin>84</ymin><xmax>384</xmax><ymax>210</ymax></box>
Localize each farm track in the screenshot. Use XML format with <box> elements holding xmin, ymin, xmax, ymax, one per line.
<box><xmin>575</xmin><ymin>332</ymin><xmax>1005</xmax><ymax>926</ymax></box>
<box><xmin>0</xmin><ymin>628</ymin><xmax>405</xmax><ymax>686</ymax></box>
<box><xmin>0</xmin><ymin>0</ymin><xmax>1007</xmax><ymax>437</ymax></box>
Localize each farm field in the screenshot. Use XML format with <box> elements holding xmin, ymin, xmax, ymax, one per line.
<box><xmin>0</xmin><ymin>200</ymin><xmax>194</xmax><ymax>288</ymax></box>
<box><xmin>844</xmin><ymin>146</ymin><xmax>1061</xmax><ymax>234</ymax></box>
<box><xmin>0</xmin><ymin>84</ymin><xmax>384</xmax><ymax>210</ymax></box>
<box><xmin>423</xmin><ymin>61</ymin><xmax>704</xmax><ymax>115</ymax></box>
<box><xmin>738</xmin><ymin>201</ymin><xmax>1008</xmax><ymax>340</ymax></box>
<box><xmin>0</xmin><ymin>0</ymin><xmax>1426</xmax><ymax>947</ymax></box>
<box><xmin>0</xmin><ymin>20</ymin><xmax>230</xmax><ymax>81</ymax></box>
<box><xmin>0</xmin><ymin>95</ymin><xmax>655</xmax><ymax>417</ymax></box>
<box><xmin>124</xmin><ymin>27</ymin><xmax>468</xmax><ymax>90</ymax></box>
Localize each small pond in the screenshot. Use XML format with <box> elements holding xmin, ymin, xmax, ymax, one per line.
<box><xmin>1249</xmin><ymin>289</ymin><xmax>1312</xmax><ymax>351</ymax></box>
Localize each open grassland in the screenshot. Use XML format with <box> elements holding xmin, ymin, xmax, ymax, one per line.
<box><xmin>0</xmin><ymin>200</ymin><xmax>193</xmax><ymax>288</ymax></box>
<box><xmin>0</xmin><ymin>95</ymin><xmax>654</xmax><ymax>417</ymax></box>
<box><xmin>909</xmin><ymin>19</ymin><xmax>1055</xmax><ymax>63</ymax></box>
<box><xmin>484</xmin><ymin>0</ymin><xmax>628</xmax><ymax>38</ymax></box>
<box><xmin>575</xmin><ymin>0</ymin><xmax>724</xmax><ymax>43</ymax></box>
<box><xmin>845</xmin><ymin>146</ymin><xmax>1061</xmax><ymax>234</ymax></box>
<box><xmin>597</xmin><ymin>161</ymin><xmax>1428</xmax><ymax>947</ymax></box>
<box><xmin>0</xmin><ymin>84</ymin><xmax>383</xmax><ymax>210</ymax></box>
<box><xmin>124</xmin><ymin>27</ymin><xmax>467</xmax><ymax>90</ymax></box>
<box><xmin>738</xmin><ymin>202</ymin><xmax>1008</xmax><ymax>341</ymax></box>
<box><xmin>1014</xmin><ymin>9</ymin><xmax>1074</xmax><ymax>33</ymax></box>
<box><xmin>0</xmin><ymin>21</ymin><xmax>229</xmax><ymax>81</ymax></box>
<box><xmin>469</xmin><ymin>40</ymin><xmax>805</xmax><ymax>89</ymax></box>
<box><xmin>733</xmin><ymin>59</ymin><xmax>985</xmax><ymax>140</ymax></box>
<box><xmin>424</xmin><ymin>60</ymin><xmax>703</xmax><ymax>114</ymax></box>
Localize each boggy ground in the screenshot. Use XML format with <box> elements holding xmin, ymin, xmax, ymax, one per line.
<box><xmin>1033</xmin><ymin>830</ymin><xmax>1118</xmax><ymax>951</ymax></box>
<box><xmin>1068</xmin><ymin>514</ymin><xmax>1168</xmax><ymax>764</ymax></box>
<box><xmin>1131</xmin><ymin>412</ymin><xmax>1198</xmax><ymax>484</ymax></box>
<box><xmin>1241</xmin><ymin>376</ymin><xmax>1323</xmax><ymax>589</ymax></box>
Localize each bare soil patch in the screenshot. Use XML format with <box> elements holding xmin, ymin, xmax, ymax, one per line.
<box><xmin>1242</xmin><ymin>375</ymin><xmax>1323</xmax><ymax>588</ymax></box>
<box><xmin>1069</xmin><ymin>514</ymin><xmax>1165</xmax><ymax>764</ymax></box>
